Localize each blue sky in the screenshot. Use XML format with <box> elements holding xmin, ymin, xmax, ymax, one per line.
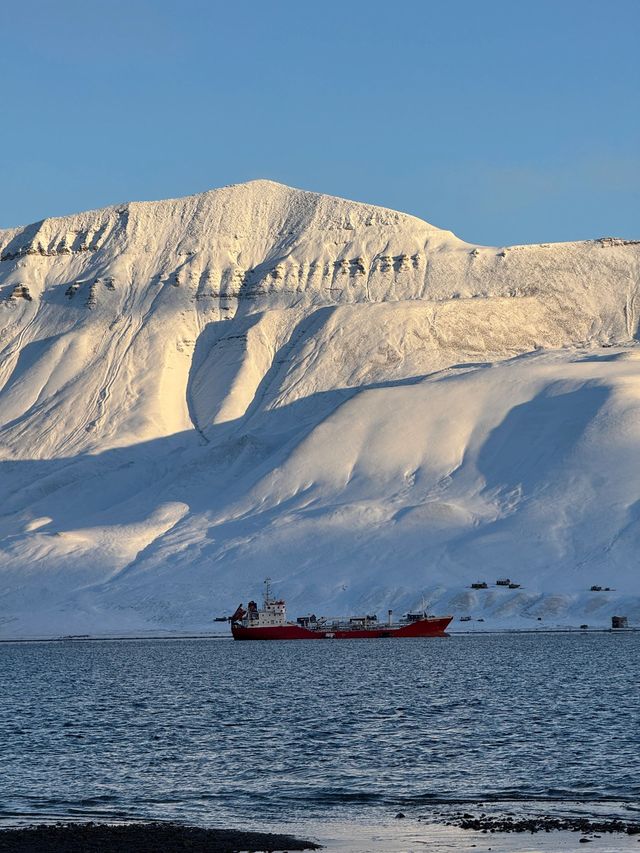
<box><xmin>1</xmin><ymin>0</ymin><xmax>638</xmax><ymax>244</ymax></box>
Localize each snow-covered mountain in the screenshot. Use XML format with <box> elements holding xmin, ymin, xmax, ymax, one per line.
<box><xmin>1</xmin><ymin>179</ymin><xmax>639</xmax><ymax>636</ymax></box>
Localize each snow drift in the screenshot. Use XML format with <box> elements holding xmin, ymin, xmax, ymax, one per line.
<box><xmin>0</xmin><ymin>180</ymin><xmax>639</xmax><ymax>636</ymax></box>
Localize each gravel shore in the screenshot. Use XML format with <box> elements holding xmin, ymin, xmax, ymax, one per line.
<box><xmin>440</xmin><ymin>813</ymin><xmax>640</xmax><ymax>835</ymax></box>
<box><xmin>0</xmin><ymin>822</ymin><xmax>321</xmax><ymax>852</ymax></box>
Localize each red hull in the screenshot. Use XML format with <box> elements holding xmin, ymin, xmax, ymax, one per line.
<box><xmin>231</xmin><ymin>616</ymin><xmax>452</xmax><ymax>640</ymax></box>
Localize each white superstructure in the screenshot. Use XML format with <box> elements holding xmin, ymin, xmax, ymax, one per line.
<box><xmin>245</xmin><ymin>578</ymin><xmax>287</xmax><ymax>628</ymax></box>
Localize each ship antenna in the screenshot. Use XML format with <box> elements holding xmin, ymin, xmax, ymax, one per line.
<box><xmin>264</xmin><ymin>576</ymin><xmax>272</xmax><ymax>605</ymax></box>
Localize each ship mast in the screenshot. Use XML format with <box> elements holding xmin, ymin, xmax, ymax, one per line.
<box><xmin>264</xmin><ymin>576</ymin><xmax>273</xmax><ymax>606</ymax></box>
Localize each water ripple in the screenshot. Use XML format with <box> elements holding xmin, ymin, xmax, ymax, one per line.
<box><xmin>0</xmin><ymin>633</ymin><xmax>638</xmax><ymax>826</ymax></box>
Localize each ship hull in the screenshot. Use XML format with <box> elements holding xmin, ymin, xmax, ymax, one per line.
<box><xmin>231</xmin><ymin>617</ymin><xmax>452</xmax><ymax>640</ymax></box>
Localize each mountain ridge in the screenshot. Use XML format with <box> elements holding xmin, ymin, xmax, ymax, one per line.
<box><xmin>0</xmin><ymin>181</ymin><xmax>639</xmax><ymax>636</ymax></box>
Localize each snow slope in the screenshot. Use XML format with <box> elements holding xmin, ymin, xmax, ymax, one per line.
<box><xmin>0</xmin><ymin>180</ymin><xmax>639</xmax><ymax>636</ymax></box>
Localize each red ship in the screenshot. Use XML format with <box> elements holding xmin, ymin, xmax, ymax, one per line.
<box><xmin>229</xmin><ymin>578</ymin><xmax>452</xmax><ymax>640</ymax></box>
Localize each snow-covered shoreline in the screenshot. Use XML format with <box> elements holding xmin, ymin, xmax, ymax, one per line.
<box><xmin>1</xmin><ymin>626</ymin><xmax>637</xmax><ymax>644</ymax></box>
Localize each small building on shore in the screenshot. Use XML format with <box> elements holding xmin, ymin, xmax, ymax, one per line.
<box><xmin>612</xmin><ymin>616</ymin><xmax>629</xmax><ymax>629</ymax></box>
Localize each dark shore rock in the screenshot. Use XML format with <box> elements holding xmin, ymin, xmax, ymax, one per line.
<box><xmin>439</xmin><ymin>812</ymin><xmax>640</xmax><ymax>835</ymax></box>
<box><xmin>0</xmin><ymin>822</ymin><xmax>322</xmax><ymax>852</ymax></box>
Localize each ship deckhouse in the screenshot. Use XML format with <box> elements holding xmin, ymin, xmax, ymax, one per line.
<box><xmin>245</xmin><ymin>578</ymin><xmax>287</xmax><ymax>627</ymax></box>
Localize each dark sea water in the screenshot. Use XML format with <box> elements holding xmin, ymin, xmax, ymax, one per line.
<box><xmin>1</xmin><ymin>633</ymin><xmax>638</xmax><ymax>832</ymax></box>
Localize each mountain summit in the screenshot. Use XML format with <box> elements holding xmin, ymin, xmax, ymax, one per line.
<box><xmin>1</xmin><ymin>182</ymin><xmax>639</xmax><ymax>635</ymax></box>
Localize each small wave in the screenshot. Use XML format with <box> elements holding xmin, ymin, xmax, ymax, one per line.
<box><xmin>397</xmin><ymin>790</ymin><xmax>640</xmax><ymax>806</ymax></box>
<box><xmin>279</xmin><ymin>790</ymin><xmax>385</xmax><ymax>805</ymax></box>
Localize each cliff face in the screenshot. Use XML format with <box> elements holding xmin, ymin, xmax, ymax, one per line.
<box><xmin>1</xmin><ymin>180</ymin><xmax>639</xmax><ymax>636</ymax></box>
